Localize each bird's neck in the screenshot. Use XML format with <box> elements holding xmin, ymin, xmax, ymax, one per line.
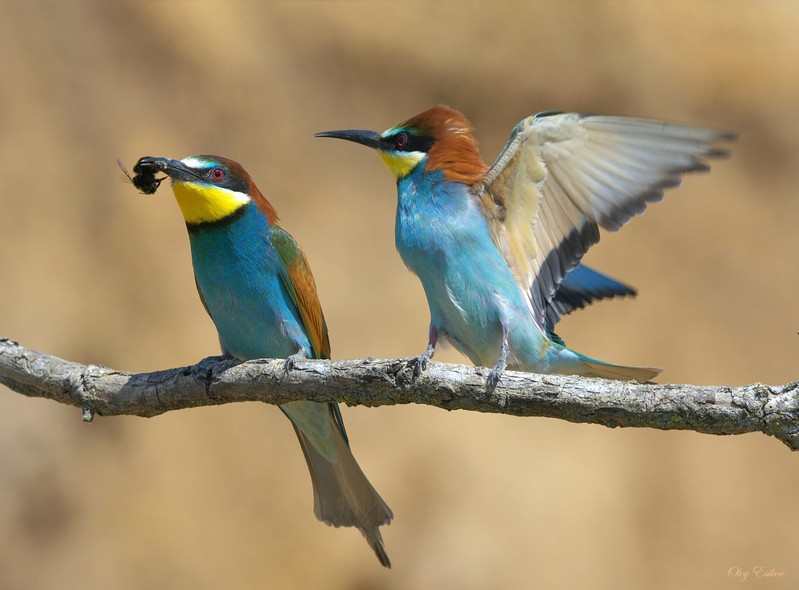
<box><xmin>379</xmin><ymin>150</ymin><xmax>426</xmax><ymax>180</ymax></box>
<box><xmin>425</xmin><ymin>135</ymin><xmax>487</xmax><ymax>184</ymax></box>
<box><xmin>396</xmin><ymin>166</ymin><xmax>462</xmax><ymax>200</ymax></box>
<box><xmin>172</xmin><ymin>181</ymin><xmax>251</xmax><ymax>225</ymax></box>
<box><xmin>185</xmin><ymin>199</ymin><xmax>271</xmax><ymax>238</ymax></box>
<box><xmin>395</xmin><ymin>168</ymin><xmax>477</xmax><ymax>251</ymax></box>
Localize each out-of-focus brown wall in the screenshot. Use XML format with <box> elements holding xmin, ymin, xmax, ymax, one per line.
<box><xmin>1</xmin><ymin>2</ymin><xmax>797</xmax><ymax>589</ymax></box>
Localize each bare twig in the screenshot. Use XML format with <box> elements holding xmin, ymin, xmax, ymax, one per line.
<box><xmin>1</xmin><ymin>338</ymin><xmax>797</xmax><ymax>450</ymax></box>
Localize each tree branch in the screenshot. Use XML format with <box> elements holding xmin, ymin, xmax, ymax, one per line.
<box><xmin>1</xmin><ymin>337</ymin><xmax>797</xmax><ymax>450</ymax></box>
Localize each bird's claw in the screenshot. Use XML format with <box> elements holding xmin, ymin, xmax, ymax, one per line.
<box><xmin>206</xmin><ymin>354</ymin><xmax>234</xmax><ymax>364</ymax></box>
<box><xmin>405</xmin><ymin>343</ymin><xmax>436</xmax><ymax>382</ymax></box>
<box><xmin>191</xmin><ymin>354</ymin><xmax>234</xmax><ymax>381</ymax></box>
<box><xmin>410</xmin><ymin>354</ymin><xmax>429</xmax><ymax>379</ymax></box>
<box><xmin>397</xmin><ymin>350</ymin><xmax>434</xmax><ymax>387</ymax></box>
<box><xmin>283</xmin><ymin>350</ymin><xmax>306</xmax><ymax>378</ymax></box>
<box><xmin>486</xmin><ymin>360</ymin><xmax>506</xmax><ymax>394</ymax></box>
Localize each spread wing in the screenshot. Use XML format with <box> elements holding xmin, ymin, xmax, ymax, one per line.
<box><xmin>474</xmin><ymin>112</ymin><xmax>735</xmax><ymax>331</ymax></box>
<box><xmin>271</xmin><ymin>226</ymin><xmax>331</xmax><ymax>360</ymax></box>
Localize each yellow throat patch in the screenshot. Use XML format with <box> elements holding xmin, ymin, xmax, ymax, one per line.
<box><xmin>171</xmin><ymin>181</ymin><xmax>250</xmax><ymax>224</ymax></box>
<box><xmin>377</xmin><ymin>150</ymin><xmax>425</xmax><ymax>180</ymax></box>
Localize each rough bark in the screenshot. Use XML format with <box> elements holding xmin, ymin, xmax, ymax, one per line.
<box><xmin>1</xmin><ymin>338</ymin><xmax>797</xmax><ymax>450</ymax></box>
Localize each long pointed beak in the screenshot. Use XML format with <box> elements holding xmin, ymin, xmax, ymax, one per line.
<box><xmin>134</xmin><ymin>157</ymin><xmax>200</xmax><ymax>182</ymax></box>
<box><xmin>315</xmin><ymin>129</ymin><xmax>382</xmax><ymax>150</ymax></box>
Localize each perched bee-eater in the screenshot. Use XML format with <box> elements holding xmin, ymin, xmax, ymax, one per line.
<box><xmin>131</xmin><ymin>155</ymin><xmax>392</xmax><ymax>567</ymax></box>
<box><xmin>317</xmin><ymin>105</ymin><xmax>734</xmax><ymax>383</ymax></box>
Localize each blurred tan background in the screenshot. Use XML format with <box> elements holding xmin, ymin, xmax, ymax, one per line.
<box><xmin>1</xmin><ymin>2</ymin><xmax>798</xmax><ymax>589</ymax></box>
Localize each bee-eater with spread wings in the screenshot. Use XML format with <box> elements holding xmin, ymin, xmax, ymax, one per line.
<box><xmin>317</xmin><ymin>105</ymin><xmax>734</xmax><ymax>384</ymax></box>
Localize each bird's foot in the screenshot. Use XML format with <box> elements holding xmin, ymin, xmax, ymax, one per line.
<box><xmin>203</xmin><ymin>353</ymin><xmax>235</xmax><ymax>364</ymax></box>
<box><xmin>486</xmin><ymin>323</ymin><xmax>509</xmax><ymax>394</ymax></box>
<box><xmin>486</xmin><ymin>358</ymin><xmax>507</xmax><ymax>394</ymax></box>
<box><xmin>191</xmin><ymin>354</ymin><xmax>235</xmax><ymax>380</ymax></box>
<box><xmin>408</xmin><ymin>344</ymin><xmax>436</xmax><ymax>381</ymax></box>
<box><xmin>283</xmin><ymin>349</ymin><xmax>307</xmax><ymax>378</ymax></box>
<box><xmin>397</xmin><ymin>346</ymin><xmax>435</xmax><ymax>387</ymax></box>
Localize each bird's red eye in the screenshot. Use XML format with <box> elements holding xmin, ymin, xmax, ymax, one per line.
<box><xmin>211</xmin><ymin>168</ymin><xmax>225</xmax><ymax>181</ymax></box>
<box><xmin>396</xmin><ymin>133</ymin><xmax>408</xmax><ymax>148</ymax></box>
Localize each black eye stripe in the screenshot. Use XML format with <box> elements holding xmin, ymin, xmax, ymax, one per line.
<box><xmin>382</xmin><ymin>133</ymin><xmax>434</xmax><ymax>153</ymax></box>
<box><xmin>199</xmin><ymin>166</ymin><xmax>248</xmax><ymax>193</ymax></box>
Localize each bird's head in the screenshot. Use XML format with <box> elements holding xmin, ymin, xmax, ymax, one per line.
<box><xmin>131</xmin><ymin>155</ymin><xmax>278</xmax><ymax>225</ymax></box>
<box><xmin>316</xmin><ymin>105</ymin><xmax>487</xmax><ymax>184</ymax></box>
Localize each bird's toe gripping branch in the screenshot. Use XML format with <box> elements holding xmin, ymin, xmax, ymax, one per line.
<box><xmin>68</xmin><ymin>363</ymin><xmax>104</xmax><ymax>422</ymax></box>
<box><xmin>410</xmin><ymin>344</ymin><xmax>436</xmax><ymax>379</ymax></box>
<box><xmin>401</xmin><ymin>325</ymin><xmax>439</xmax><ymax>384</ymax></box>
<box><xmin>283</xmin><ymin>349</ymin><xmax>308</xmax><ymax>378</ymax></box>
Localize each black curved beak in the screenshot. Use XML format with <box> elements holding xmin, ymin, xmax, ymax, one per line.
<box><xmin>315</xmin><ymin>129</ymin><xmax>382</xmax><ymax>150</ymax></box>
<box><xmin>134</xmin><ymin>157</ymin><xmax>199</xmax><ymax>182</ymax></box>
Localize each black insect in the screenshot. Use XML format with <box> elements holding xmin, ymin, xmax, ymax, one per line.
<box><xmin>117</xmin><ymin>157</ymin><xmax>166</xmax><ymax>195</ymax></box>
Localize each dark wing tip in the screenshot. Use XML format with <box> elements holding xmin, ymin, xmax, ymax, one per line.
<box><xmin>706</xmin><ymin>146</ymin><xmax>733</xmax><ymax>159</ymax></box>
<box><xmin>535</xmin><ymin>110</ymin><xmax>564</xmax><ymax>119</ymax></box>
<box><xmin>373</xmin><ymin>542</ymin><xmax>392</xmax><ymax>568</ymax></box>
<box><xmin>716</xmin><ymin>130</ymin><xmax>739</xmax><ymax>143</ymax></box>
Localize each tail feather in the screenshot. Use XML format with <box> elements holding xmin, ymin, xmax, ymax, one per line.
<box><xmin>286</xmin><ymin>402</ymin><xmax>393</xmax><ymax>568</ymax></box>
<box><xmin>580</xmin><ymin>358</ymin><xmax>661</xmax><ymax>382</ymax></box>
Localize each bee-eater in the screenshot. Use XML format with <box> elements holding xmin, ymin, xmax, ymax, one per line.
<box><xmin>131</xmin><ymin>155</ymin><xmax>392</xmax><ymax>567</ymax></box>
<box><xmin>317</xmin><ymin>105</ymin><xmax>734</xmax><ymax>383</ymax></box>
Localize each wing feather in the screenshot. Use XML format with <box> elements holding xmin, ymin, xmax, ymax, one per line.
<box><xmin>549</xmin><ymin>264</ymin><xmax>637</xmax><ymax>330</ymax></box>
<box><xmin>271</xmin><ymin>226</ymin><xmax>331</xmax><ymax>359</ymax></box>
<box><xmin>475</xmin><ymin>112</ymin><xmax>734</xmax><ymax>330</ymax></box>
